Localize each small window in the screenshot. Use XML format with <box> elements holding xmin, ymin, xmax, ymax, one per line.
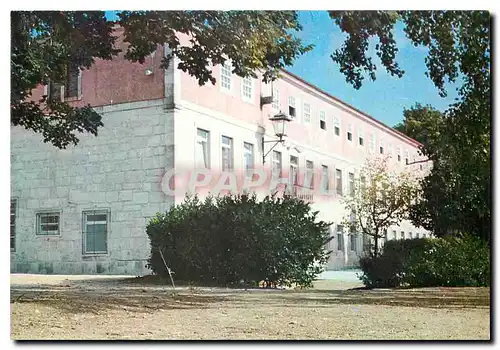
<box><xmin>349</xmin><ymin>172</ymin><xmax>355</xmax><ymax>196</ymax></box>
<box><xmin>272</xmin><ymin>151</ymin><xmax>282</xmax><ymax>178</ymax></box>
<box><xmin>288</xmin><ymin>96</ymin><xmax>296</xmax><ymax>118</ymax></box>
<box><xmin>405</xmin><ymin>150</ymin><xmax>410</xmax><ymax>165</ymax></box>
<box><xmin>303</xmin><ymin>103</ymin><xmax>311</xmax><ymax>123</ymax></box>
<box><xmin>220</xmin><ymin>62</ymin><xmax>232</xmax><ymax>91</ymax></box>
<box><xmin>241</xmin><ymin>76</ymin><xmax>253</xmax><ymax>101</ymax></box>
<box><xmin>397</xmin><ymin>147</ymin><xmax>402</xmax><ymax>162</ymax></box>
<box><xmin>336</xmin><ymin>169</ymin><xmax>343</xmax><ymax>196</ymax></box>
<box><xmin>392</xmin><ymin>230</ymin><xmax>397</xmax><ymax>240</ymax></box>
<box><xmin>196</xmin><ymin>129</ymin><xmax>210</xmax><ymax>169</ymax></box>
<box><xmin>272</xmin><ymin>87</ymin><xmax>280</xmax><ymax>110</ymax></box>
<box><xmin>409</xmin><ymin>232</ymin><xmax>413</xmax><ymax>239</ymax></box>
<box><xmin>306</xmin><ymin>160</ymin><xmax>314</xmax><ymax>189</ymax></box>
<box><xmin>221</xmin><ymin>136</ymin><xmax>234</xmax><ymax>171</ymax></box>
<box><xmin>319</xmin><ymin>111</ymin><xmax>326</xmax><ymax>130</ymax></box>
<box><xmin>289</xmin><ymin>156</ymin><xmax>299</xmax><ymax>186</ymax></box>
<box><xmin>10</xmin><ymin>199</ymin><xmax>17</xmax><ymax>250</ymax></box>
<box><xmin>350</xmin><ymin>226</ymin><xmax>357</xmax><ymax>252</ymax></box>
<box><xmin>347</xmin><ymin>124</ymin><xmax>353</xmax><ymax>141</ymax></box>
<box><xmin>243</xmin><ymin>142</ymin><xmax>254</xmax><ymax>179</ymax></box>
<box><xmin>420</xmin><ymin>164</ymin><xmax>423</xmax><ymax>170</ymax></box>
<box><xmin>36</xmin><ymin>212</ymin><xmax>61</xmax><ymax>236</ymax></box>
<box><xmin>369</xmin><ymin>134</ymin><xmax>375</xmax><ymax>152</ymax></box>
<box><xmin>380</xmin><ymin>146</ymin><xmax>384</xmax><ymax>154</ymax></box>
<box><xmin>321</xmin><ymin>165</ymin><xmax>329</xmax><ymax>191</ymax></box>
<box><xmin>358</xmin><ymin>129</ymin><xmax>364</xmax><ymax>146</ymax></box>
<box><xmin>388</xmin><ymin>143</ymin><xmax>393</xmax><ymax>156</ymax></box>
<box><xmin>65</xmin><ymin>63</ymin><xmax>81</xmax><ymax>99</ymax></box>
<box><xmin>337</xmin><ymin>225</ymin><xmax>344</xmax><ymax>251</ymax></box>
<box><xmin>416</xmin><ymin>232</ymin><xmax>420</xmax><ymax>239</ymax></box>
<box><xmin>359</xmin><ymin>137</ymin><xmax>363</xmax><ymax>146</ymax></box>
<box><xmin>83</xmin><ymin>210</ymin><xmax>108</xmax><ymax>254</ymax></box>
<box><xmin>334</xmin><ymin>117</ymin><xmax>340</xmax><ymax>136</ymax></box>
<box><xmin>400</xmin><ymin>231</ymin><xmax>405</xmax><ymax>240</ymax></box>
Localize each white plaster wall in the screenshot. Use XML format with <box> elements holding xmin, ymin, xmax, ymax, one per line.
<box><xmin>10</xmin><ymin>100</ymin><xmax>174</xmax><ymax>275</ymax></box>
<box><xmin>172</xmin><ymin>100</ymin><xmax>429</xmax><ymax>271</ymax></box>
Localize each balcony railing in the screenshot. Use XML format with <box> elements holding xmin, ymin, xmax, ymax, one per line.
<box><xmin>284</xmin><ymin>184</ymin><xmax>314</xmax><ymax>202</ymax></box>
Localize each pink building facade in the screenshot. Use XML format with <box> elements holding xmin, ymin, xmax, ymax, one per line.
<box><xmin>10</xmin><ymin>36</ymin><xmax>430</xmax><ymax>275</ymax></box>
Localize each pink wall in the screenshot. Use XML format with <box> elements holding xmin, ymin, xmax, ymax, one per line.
<box><xmin>28</xmin><ymin>27</ymin><xmax>165</xmax><ymax>108</ymax></box>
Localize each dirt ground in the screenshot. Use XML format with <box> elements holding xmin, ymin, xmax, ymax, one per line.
<box><xmin>10</xmin><ymin>274</ymin><xmax>490</xmax><ymax>340</ymax></box>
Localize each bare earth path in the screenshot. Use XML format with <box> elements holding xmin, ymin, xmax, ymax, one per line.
<box><xmin>10</xmin><ymin>274</ymin><xmax>490</xmax><ymax>340</ymax></box>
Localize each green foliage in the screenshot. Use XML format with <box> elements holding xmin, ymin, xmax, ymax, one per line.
<box><xmin>11</xmin><ymin>11</ymin><xmax>311</xmax><ymax>148</ymax></box>
<box><xmin>328</xmin><ymin>11</ymin><xmax>491</xmax><ymax>245</ymax></box>
<box><xmin>146</xmin><ymin>193</ymin><xmax>332</xmax><ymax>288</ymax></box>
<box><xmin>358</xmin><ymin>234</ymin><xmax>490</xmax><ymax>288</ymax></box>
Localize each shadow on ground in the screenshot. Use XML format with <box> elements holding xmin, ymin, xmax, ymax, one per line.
<box><xmin>10</xmin><ymin>275</ymin><xmax>490</xmax><ymax>316</ymax></box>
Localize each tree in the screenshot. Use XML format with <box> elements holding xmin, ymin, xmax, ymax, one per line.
<box><xmin>342</xmin><ymin>156</ymin><xmax>420</xmax><ymax>256</ymax></box>
<box><xmin>11</xmin><ymin>11</ymin><xmax>311</xmax><ymax>148</ymax></box>
<box><xmin>329</xmin><ymin>11</ymin><xmax>490</xmax><ymax>243</ymax></box>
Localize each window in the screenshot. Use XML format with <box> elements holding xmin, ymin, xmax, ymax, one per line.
<box><xmin>221</xmin><ymin>136</ymin><xmax>233</xmax><ymax>171</ymax></box>
<box><xmin>220</xmin><ymin>62</ymin><xmax>232</xmax><ymax>91</ymax></box>
<box><xmin>334</xmin><ymin>117</ymin><xmax>340</xmax><ymax>136</ymax></box>
<box><xmin>392</xmin><ymin>230</ymin><xmax>397</xmax><ymax>240</ymax></box>
<box><xmin>397</xmin><ymin>147</ymin><xmax>402</xmax><ymax>162</ymax></box>
<box><xmin>36</xmin><ymin>212</ymin><xmax>61</xmax><ymax>236</ymax></box>
<box><xmin>196</xmin><ymin>129</ymin><xmax>210</xmax><ymax>168</ymax></box>
<box><xmin>416</xmin><ymin>232</ymin><xmax>420</xmax><ymax>239</ymax></box>
<box><xmin>10</xmin><ymin>199</ymin><xmax>16</xmax><ymax>250</ymax></box>
<box><xmin>350</xmin><ymin>225</ymin><xmax>357</xmax><ymax>252</ymax></box>
<box><xmin>241</xmin><ymin>76</ymin><xmax>253</xmax><ymax>101</ymax></box>
<box><xmin>289</xmin><ymin>156</ymin><xmax>298</xmax><ymax>185</ymax></box>
<box><xmin>321</xmin><ymin>165</ymin><xmax>329</xmax><ymax>191</ymax></box>
<box><xmin>272</xmin><ymin>151</ymin><xmax>282</xmax><ymax>178</ymax></box>
<box><xmin>319</xmin><ymin>111</ymin><xmax>326</xmax><ymax>130</ymax></box>
<box><xmin>360</xmin><ymin>175</ymin><xmax>366</xmax><ymax>189</ymax></box>
<box><xmin>358</xmin><ymin>129</ymin><xmax>364</xmax><ymax>146</ymax></box>
<box><xmin>347</xmin><ymin>124</ymin><xmax>353</xmax><ymax>141</ymax></box>
<box><xmin>337</xmin><ymin>225</ymin><xmax>344</xmax><ymax>251</ymax></box>
<box><xmin>65</xmin><ymin>63</ymin><xmax>81</xmax><ymax>99</ymax></box>
<box><xmin>409</xmin><ymin>232</ymin><xmax>413</xmax><ymax>239</ymax></box>
<box><xmin>288</xmin><ymin>96</ymin><xmax>296</xmax><ymax>118</ymax></box>
<box><xmin>336</xmin><ymin>169</ymin><xmax>343</xmax><ymax>196</ymax></box>
<box><xmin>305</xmin><ymin>160</ymin><xmax>314</xmax><ymax>189</ymax></box>
<box><xmin>369</xmin><ymin>134</ymin><xmax>375</xmax><ymax>152</ymax></box>
<box><xmin>379</xmin><ymin>143</ymin><xmax>384</xmax><ymax>154</ymax></box>
<box><xmin>303</xmin><ymin>103</ymin><xmax>311</xmax><ymax>123</ymax></box>
<box><xmin>83</xmin><ymin>211</ymin><xmax>108</xmax><ymax>254</ymax></box>
<box><xmin>400</xmin><ymin>231</ymin><xmax>405</xmax><ymax>240</ymax></box>
<box><xmin>349</xmin><ymin>172</ymin><xmax>355</xmax><ymax>196</ymax></box>
<box><xmin>388</xmin><ymin>143</ymin><xmax>393</xmax><ymax>156</ymax></box>
<box><xmin>405</xmin><ymin>150</ymin><xmax>410</xmax><ymax>165</ymax></box>
<box><xmin>272</xmin><ymin>87</ymin><xmax>280</xmax><ymax>110</ymax></box>
<box><xmin>243</xmin><ymin>142</ymin><xmax>254</xmax><ymax>179</ymax></box>
<box><xmin>420</xmin><ymin>164</ymin><xmax>423</xmax><ymax>171</ymax></box>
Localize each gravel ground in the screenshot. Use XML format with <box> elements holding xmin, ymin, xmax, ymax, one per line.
<box><xmin>10</xmin><ymin>274</ymin><xmax>490</xmax><ymax>340</ymax></box>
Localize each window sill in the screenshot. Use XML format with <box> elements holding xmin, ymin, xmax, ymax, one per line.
<box><xmin>64</xmin><ymin>95</ymin><xmax>82</xmax><ymax>102</ymax></box>
<box><xmin>82</xmin><ymin>252</ymin><xmax>109</xmax><ymax>257</ymax></box>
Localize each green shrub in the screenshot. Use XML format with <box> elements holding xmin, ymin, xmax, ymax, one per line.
<box><xmin>359</xmin><ymin>233</ymin><xmax>490</xmax><ymax>288</ymax></box>
<box><xmin>146</xmin><ymin>193</ymin><xmax>333</xmax><ymax>288</ymax></box>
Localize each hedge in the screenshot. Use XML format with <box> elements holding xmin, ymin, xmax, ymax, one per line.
<box><xmin>145</xmin><ymin>193</ymin><xmax>333</xmax><ymax>288</ymax></box>
<box><xmin>358</xmin><ymin>233</ymin><xmax>490</xmax><ymax>288</ymax></box>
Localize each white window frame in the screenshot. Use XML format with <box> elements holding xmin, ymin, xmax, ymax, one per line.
<box><xmin>272</xmin><ymin>150</ymin><xmax>282</xmax><ymax>178</ymax></box>
<box><xmin>348</xmin><ymin>172</ymin><xmax>355</xmax><ymax>197</ymax></box>
<box><xmin>347</xmin><ymin>124</ymin><xmax>353</xmax><ymax>142</ymax></box>
<box><xmin>289</xmin><ymin>156</ymin><xmax>299</xmax><ymax>186</ymax></box>
<box><xmin>379</xmin><ymin>139</ymin><xmax>384</xmax><ymax>154</ymax></box>
<box><xmin>337</xmin><ymin>225</ymin><xmax>344</xmax><ymax>251</ymax></box>
<box><xmin>196</xmin><ymin>128</ymin><xmax>210</xmax><ymax>169</ymax></box>
<box><xmin>241</xmin><ymin>76</ymin><xmax>254</xmax><ymax>102</ymax></box>
<box><xmin>388</xmin><ymin>143</ymin><xmax>393</xmax><ymax>156</ymax></box>
<box><xmin>319</xmin><ymin>110</ymin><xmax>326</xmax><ymax>130</ymax></box>
<box><xmin>369</xmin><ymin>134</ymin><xmax>375</xmax><ymax>153</ymax></box>
<box><xmin>358</xmin><ymin>129</ymin><xmax>364</xmax><ymax>147</ymax></box>
<box><xmin>321</xmin><ymin>165</ymin><xmax>329</xmax><ymax>191</ymax></box>
<box><xmin>220</xmin><ymin>62</ymin><xmax>232</xmax><ymax>92</ymax></box>
<box><xmin>36</xmin><ymin>211</ymin><xmax>61</xmax><ymax>236</ymax></box>
<box><xmin>336</xmin><ymin>168</ymin><xmax>343</xmax><ymax>196</ymax></box>
<box><xmin>221</xmin><ymin>135</ymin><xmax>234</xmax><ymax>171</ymax></box>
<box><xmin>334</xmin><ymin>117</ymin><xmax>340</xmax><ymax>136</ymax></box>
<box><xmin>82</xmin><ymin>210</ymin><xmax>109</xmax><ymax>255</ymax></box>
<box><xmin>405</xmin><ymin>150</ymin><xmax>410</xmax><ymax>165</ymax></box>
<box><xmin>305</xmin><ymin>160</ymin><xmax>314</xmax><ymax>189</ymax></box>
<box><xmin>303</xmin><ymin>102</ymin><xmax>311</xmax><ymax>123</ymax></box>
<box><xmin>272</xmin><ymin>87</ymin><xmax>280</xmax><ymax>111</ymax></box>
<box><xmin>288</xmin><ymin>96</ymin><xmax>296</xmax><ymax>119</ymax></box>
<box><xmin>243</xmin><ymin>142</ymin><xmax>254</xmax><ymax>179</ymax></box>
<box><xmin>397</xmin><ymin>147</ymin><xmax>402</xmax><ymax>162</ymax></box>
<box><xmin>350</xmin><ymin>226</ymin><xmax>357</xmax><ymax>252</ymax></box>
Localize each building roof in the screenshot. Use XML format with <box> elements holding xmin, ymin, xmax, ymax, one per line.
<box><xmin>281</xmin><ymin>69</ymin><xmax>422</xmax><ymax>148</ymax></box>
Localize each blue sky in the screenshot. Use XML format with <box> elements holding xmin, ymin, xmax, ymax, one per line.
<box><xmin>105</xmin><ymin>10</ymin><xmax>457</xmax><ymax>126</ymax></box>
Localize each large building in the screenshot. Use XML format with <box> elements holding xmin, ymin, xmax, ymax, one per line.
<box><xmin>10</xmin><ymin>29</ymin><xmax>430</xmax><ymax>275</ymax></box>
